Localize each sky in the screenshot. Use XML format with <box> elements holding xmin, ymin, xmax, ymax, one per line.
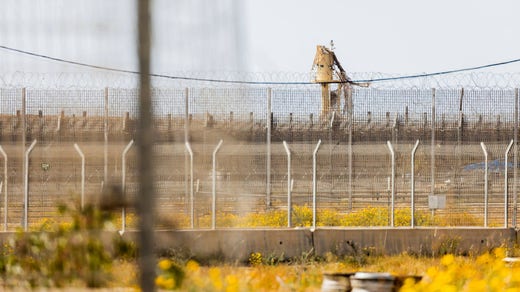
<box><xmin>1</xmin><ymin>0</ymin><xmax>520</xmax><ymax>81</ymax></box>
<box><xmin>245</xmin><ymin>0</ymin><xmax>520</xmax><ymax>74</ymax></box>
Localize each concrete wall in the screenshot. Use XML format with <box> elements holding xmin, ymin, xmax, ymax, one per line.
<box><xmin>0</xmin><ymin>228</ymin><xmax>517</xmax><ymax>263</ymax></box>
<box><xmin>125</xmin><ymin>227</ymin><xmax>518</xmax><ymax>262</ymax></box>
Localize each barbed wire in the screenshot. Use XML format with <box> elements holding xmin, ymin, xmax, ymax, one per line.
<box><xmin>1</xmin><ymin>71</ymin><xmax>520</xmax><ymax>90</ymax></box>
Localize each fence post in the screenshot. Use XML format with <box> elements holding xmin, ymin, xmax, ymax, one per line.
<box><xmin>104</xmin><ymin>87</ymin><xmax>108</xmax><ymax>185</ymax></box>
<box><xmin>266</xmin><ymin>88</ymin><xmax>272</xmax><ymax>208</ymax></box>
<box><xmin>481</xmin><ymin>142</ymin><xmax>488</xmax><ymax>227</ymax></box>
<box><xmin>23</xmin><ymin>139</ymin><xmax>37</xmax><ymax>231</ymax></box>
<box><xmin>185</xmin><ymin>88</ymin><xmax>189</xmax><ymax>208</ymax></box>
<box><xmin>387</xmin><ymin>141</ymin><xmax>395</xmax><ymax>227</ymax></box>
<box><xmin>504</xmin><ymin>139</ymin><xmax>514</xmax><ymax>228</ymax></box>
<box><xmin>431</xmin><ymin>88</ymin><xmax>436</xmax><ymax>198</ymax></box>
<box><xmin>73</xmin><ymin>143</ymin><xmax>85</xmax><ymax>210</ymax></box>
<box><xmin>0</xmin><ymin>146</ymin><xmax>7</xmax><ymax>231</ymax></box>
<box><xmin>514</xmin><ymin>88</ymin><xmax>519</xmax><ymax>228</ymax></box>
<box><xmin>411</xmin><ymin>140</ymin><xmax>420</xmax><ymax>228</ymax></box>
<box><xmin>312</xmin><ymin>139</ymin><xmax>322</xmax><ymax>230</ymax></box>
<box><xmin>120</xmin><ymin>140</ymin><xmax>134</xmax><ymax>235</ymax></box>
<box><xmin>212</xmin><ymin>140</ymin><xmax>223</xmax><ymax>230</ymax></box>
<box><xmin>283</xmin><ymin>141</ymin><xmax>292</xmax><ymax>228</ymax></box>
<box><xmin>185</xmin><ymin>142</ymin><xmax>194</xmax><ymax>229</ymax></box>
<box><xmin>346</xmin><ymin>87</ymin><xmax>354</xmax><ymax>213</ymax></box>
<box><xmin>329</xmin><ymin>112</ymin><xmax>335</xmax><ymax>195</ymax></box>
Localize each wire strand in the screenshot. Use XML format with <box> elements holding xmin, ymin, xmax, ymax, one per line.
<box><xmin>1</xmin><ymin>45</ymin><xmax>520</xmax><ymax>85</ymax></box>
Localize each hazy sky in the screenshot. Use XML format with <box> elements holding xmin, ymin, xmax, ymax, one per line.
<box><xmin>1</xmin><ymin>0</ymin><xmax>519</xmax><ymax>79</ymax></box>
<box><xmin>245</xmin><ymin>0</ymin><xmax>520</xmax><ymax>74</ymax></box>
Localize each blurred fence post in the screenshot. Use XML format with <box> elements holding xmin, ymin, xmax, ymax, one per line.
<box><xmin>312</xmin><ymin>139</ymin><xmax>322</xmax><ymax>230</ymax></box>
<box><xmin>23</xmin><ymin>139</ymin><xmax>37</xmax><ymax>231</ymax></box>
<box><xmin>266</xmin><ymin>88</ymin><xmax>272</xmax><ymax>208</ymax></box>
<box><xmin>120</xmin><ymin>140</ymin><xmax>134</xmax><ymax>235</ymax></box>
<box><xmin>212</xmin><ymin>139</ymin><xmax>223</xmax><ymax>230</ymax></box>
<box><xmin>0</xmin><ymin>145</ymin><xmax>7</xmax><ymax>231</ymax></box>
<box><xmin>504</xmin><ymin>139</ymin><xmax>514</xmax><ymax>228</ymax></box>
<box><xmin>387</xmin><ymin>141</ymin><xmax>395</xmax><ymax>227</ymax></box>
<box><xmin>185</xmin><ymin>142</ymin><xmax>194</xmax><ymax>229</ymax></box>
<box><xmin>73</xmin><ymin>143</ymin><xmax>85</xmax><ymax>210</ymax></box>
<box><xmin>283</xmin><ymin>141</ymin><xmax>292</xmax><ymax>227</ymax></box>
<box><xmin>411</xmin><ymin>140</ymin><xmax>420</xmax><ymax>228</ymax></box>
<box><xmin>481</xmin><ymin>142</ymin><xmax>488</xmax><ymax>227</ymax></box>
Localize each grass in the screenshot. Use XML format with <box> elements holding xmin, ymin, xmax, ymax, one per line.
<box><xmin>1</xmin><ymin>203</ymin><xmax>518</xmax><ymax>291</ymax></box>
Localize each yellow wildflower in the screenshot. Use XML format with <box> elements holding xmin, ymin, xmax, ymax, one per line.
<box><xmin>158</xmin><ymin>259</ymin><xmax>172</xmax><ymax>271</ymax></box>
<box><xmin>440</xmin><ymin>254</ymin><xmax>455</xmax><ymax>266</ymax></box>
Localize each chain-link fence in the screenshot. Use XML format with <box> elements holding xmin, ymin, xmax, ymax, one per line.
<box><xmin>0</xmin><ymin>86</ymin><xmax>519</xmax><ymax>230</ymax></box>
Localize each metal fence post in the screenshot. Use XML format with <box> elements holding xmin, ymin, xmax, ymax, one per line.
<box><xmin>387</xmin><ymin>141</ymin><xmax>395</xmax><ymax>227</ymax></box>
<box><xmin>104</xmin><ymin>87</ymin><xmax>108</xmax><ymax>185</ymax></box>
<box><xmin>411</xmin><ymin>140</ymin><xmax>420</xmax><ymax>228</ymax></box>
<box><xmin>184</xmin><ymin>88</ymin><xmax>189</xmax><ymax>208</ymax></box>
<box><xmin>185</xmin><ymin>142</ymin><xmax>194</xmax><ymax>229</ymax></box>
<box><xmin>312</xmin><ymin>139</ymin><xmax>322</xmax><ymax>230</ymax></box>
<box><xmin>431</xmin><ymin>88</ymin><xmax>436</xmax><ymax>198</ymax></box>
<box><xmin>0</xmin><ymin>146</ymin><xmax>7</xmax><ymax>231</ymax></box>
<box><xmin>514</xmin><ymin>88</ymin><xmax>519</xmax><ymax>228</ymax></box>
<box><xmin>120</xmin><ymin>140</ymin><xmax>134</xmax><ymax>235</ymax></box>
<box><xmin>73</xmin><ymin>143</ymin><xmax>85</xmax><ymax>210</ymax></box>
<box><xmin>504</xmin><ymin>139</ymin><xmax>514</xmax><ymax>228</ymax></box>
<box><xmin>212</xmin><ymin>140</ymin><xmax>223</xmax><ymax>230</ymax></box>
<box><xmin>283</xmin><ymin>141</ymin><xmax>292</xmax><ymax>228</ymax></box>
<box><xmin>23</xmin><ymin>139</ymin><xmax>37</xmax><ymax>231</ymax></box>
<box><xmin>481</xmin><ymin>142</ymin><xmax>488</xmax><ymax>227</ymax></box>
<box><xmin>267</xmin><ymin>88</ymin><xmax>272</xmax><ymax>208</ymax></box>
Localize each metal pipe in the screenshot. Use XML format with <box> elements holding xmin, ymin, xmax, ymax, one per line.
<box><xmin>184</xmin><ymin>88</ymin><xmax>189</xmax><ymax>211</ymax></box>
<box><xmin>104</xmin><ymin>87</ymin><xmax>108</xmax><ymax>184</ymax></box>
<box><xmin>504</xmin><ymin>139</ymin><xmax>514</xmax><ymax>228</ymax></box>
<box><xmin>23</xmin><ymin>139</ymin><xmax>37</xmax><ymax>231</ymax></box>
<box><xmin>185</xmin><ymin>142</ymin><xmax>194</xmax><ymax>229</ymax></box>
<box><xmin>212</xmin><ymin>139</ymin><xmax>223</xmax><ymax>230</ymax></box>
<box><xmin>481</xmin><ymin>142</ymin><xmax>488</xmax><ymax>227</ymax></box>
<box><xmin>387</xmin><ymin>141</ymin><xmax>395</xmax><ymax>227</ymax></box>
<box><xmin>0</xmin><ymin>145</ymin><xmax>7</xmax><ymax>231</ymax></box>
<box><xmin>74</xmin><ymin>143</ymin><xmax>85</xmax><ymax>210</ymax></box>
<box><xmin>515</xmin><ymin>88</ymin><xmax>519</xmax><ymax>228</ymax></box>
<box><xmin>266</xmin><ymin>88</ymin><xmax>272</xmax><ymax>208</ymax></box>
<box><xmin>411</xmin><ymin>140</ymin><xmax>420</xmax><ymax>228</ymax></box>
<box><xmin>121</xmin><ymin>140</ymin><xmax>134</xmax><ymax>234</ymax></box>
<box><xmin>283</xmin><ymin>141</ymin><xmax>292</xmax><ymax>227</ymax></box>
<box><xmin>431</xmin><ymin>88</ymin><xmax>436</xmax><ymax>198</ymax></box>
<box><xmin>312</xmin><ymin>139</ymin><xmax>322</xmax><ymax>230</ymax></box>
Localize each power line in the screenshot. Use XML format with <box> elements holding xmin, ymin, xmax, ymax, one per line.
<box><xmin>1</xmin><ymin>45</ymin><xmax>520</xmax><ymax>85</ymax></box>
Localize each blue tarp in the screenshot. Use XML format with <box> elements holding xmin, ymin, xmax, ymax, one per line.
<box><xmin>463</xmin><ymin>159</ymin><xmax>514</xmax><ymax>172</ymax></box>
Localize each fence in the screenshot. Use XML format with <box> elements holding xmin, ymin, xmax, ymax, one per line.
<box><xmin>0</xmin><ymin>86</ymin><xmax>519</xmax><ymax>230</ymax></box>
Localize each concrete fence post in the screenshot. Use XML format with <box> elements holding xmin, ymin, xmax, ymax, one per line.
<box><xmin>504</xmin><ymin>139</ymin><xmax>514</xmax><ymax>228</ymax></box>
<box><xmin>387</xmin><ymin>141</ymin><xmax>395</xmax><ymax>227</ymax></box>
<box><xmin>73</xmin><ymin>143</ymin><xmax>85</xmax><ymax>210</ymax></box>
<box><xmin>312</xmin><ymin>139</ymin><xmax>322</xmax><ymax>230</ymax></box>
<box><xmin>120</xmin><ymin>139</ymin><xmax>134</xmax><ymax>235</ymax></box>
<box><xmin>212</xmin><ymin>140</ymin><xmax>223</xmax><ymax>230</ymax></box>
<box><xmin>283</xmin><ymin>141</ymin><xmax>292</xmax><ymax>228</ymax></box>
<box><xmin>0</xmin><ymin>145</ymin><xmax>7</xmax><ymax>231</ymax></box>
<box><xmin>185</xmin><ymin>142</ymin><xmax>194</xmax><ymax>229</ymax></box>
<box><xmin>266</xmin><ymin>88</ymin><xmax>272</xmax><ymax>208</ymax></box>
<box><xmin>411</xmin><ymin>140</ymin><xmax>420</xmax><ymax>228</ymax></box>
<box><xmin>23</xmin><ymin>139</ymin><xmax>37</xmax><ymax>231</ymax></box>
<box><xmin>481</xmin><ymin>142</ymin><xmax>488</xmax><ymax>227</ymax></box>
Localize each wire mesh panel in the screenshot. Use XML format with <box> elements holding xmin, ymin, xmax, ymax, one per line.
<box><xmin>0</xmin><ymin>86</ymin><xmax>518</xmax><ymax>229</ymax></box>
